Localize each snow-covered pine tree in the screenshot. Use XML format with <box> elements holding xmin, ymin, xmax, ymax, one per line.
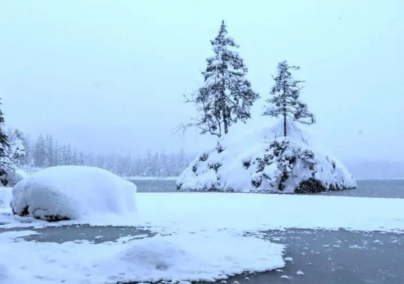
<box><xmin>8</xmin><ymin>129</ymin><xmax>26</xmax><ymax>166</ymax></box>
<box><xmin>187</xmin><ymin>20</ymin><xmax>259</xmax><ymax>137</ymax></box>
<box><xmin>0</xmin><ymin>100</ymin><xmax>13</xmax><ymax>185</ymax></box>
<box><xmin>264</xmin><ymin>61</ymin><xmax>315</xmax><ymax>137</ymax></box>
<box><xmin>34</xmin><ymin>135</ymin><xmax>46</xmax><ymax>167</ymax></box>
<box><xmin>44</xmin><ymin>134</ymin><xmax>55</xmax><ymax>167</ymax></box>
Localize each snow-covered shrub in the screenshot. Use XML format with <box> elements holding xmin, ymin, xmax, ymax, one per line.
<box><xmin>177</xmin><ymin>120</ymin><xmax>356</xmax><ymax>193</ymax></box>
<box><xmin>11</xmin><ymin>166</ymin><xmax>137</xmax><ymax>221</ymax></box>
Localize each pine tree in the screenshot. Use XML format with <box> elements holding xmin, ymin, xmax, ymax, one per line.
<box><xmin>34</xmin><ymin>135</ymin><xmax>46</xmax><ymax>167</ymax></box>
<box><xmin>44</xmin><ymin>135</ymin><xmax>55</xmax><ymax>167</ymax></box>
<box><xmin>186</xmin><ymin>20</ymin><xmax>259</xmax><ymax>137</ymax></box>
<box><xmin>8</xmin><ymin>129</ymin><xmax>26</xmax><ymax>166</ymax></box>
<box><xmin>264</xmin><ymin>61</ymin><xmax>315</xmax><ymax>137</ymax></box>
<box><xmin>0</xmin><ymin>99</ymin><xmax>12</xmax><ymax>185</ymax></box>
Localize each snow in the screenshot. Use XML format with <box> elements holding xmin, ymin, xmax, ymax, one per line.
<box><xmin>1</xmin><ymin>192</ymin><xmax>404</xmax><ymax>232</ymax></box>
<box><xmin>135</xmin><ymin>193</ymin><xmax>404</xmax><ymax>233</ymax></box>
<box><xmin>1</xmin><ymin>190</ymin><xmax>404</xmax><ymax>283</ymax></box>
<box><xmin>2</xmin><ymin>192</ymin><xmax>404</xmax><ymax>232</ymax></box>
<box><xmin>11</xmin><ymin>166</ymin><xmax>137</xmax><ymax>221</ymax></box>
<box><xmin>177</xmin><ymin>119</ymin><xmax>356</xmax><ymax>193</ymax></box>
<box><xmin>296</xmin><ymin>270</ymin><xmax>305</xmax><ymax>276</ymax></box>
<box><xmin>0</xmin><ymin>187</ymin><xmax>12</xmax><ymax>209</ymax></box>
<box><xmin>7</xmin><ymin>168</ymin><xmax>28</xmax><ymax>186</ymax></box>
<box><xmin>0</xmin><ymin>230</ymin><xmax>284</xmax><ymax>284</ymax></box>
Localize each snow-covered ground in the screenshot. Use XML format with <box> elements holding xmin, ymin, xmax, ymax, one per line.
<box><xmin>0</xmin><ymin>230</ymin><xmax>284</xmax><ymax>284</ymax></box>
<box><xmin>0</xmin><ymin>187</ymin><xmax>12</xmax><ymax>209</ymax></box>
<box><xmin>2</xmin><ymin>192</ymin><xmax>404</xmax><ymax>232</ymax></box>
<box><xmin>1</xmin><ymin>191</ymin><xmax>404</xmax><ymax>283</ymax></box>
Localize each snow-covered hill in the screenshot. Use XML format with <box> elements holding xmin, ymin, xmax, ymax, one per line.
<box><xmin>177</xmin><ymin>120</ymin><xmax>356</xmax><ymax>193</ymax></box>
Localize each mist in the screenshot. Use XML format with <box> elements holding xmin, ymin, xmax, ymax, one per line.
<box><xmin>1</xmin><ymin>0</ymin><xmax>403</xmax><ymax>174</ymax></box>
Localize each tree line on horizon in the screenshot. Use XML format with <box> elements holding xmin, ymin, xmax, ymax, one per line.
<box><xmin>1</xmin><ymin>128</ymin><xmax>193</xmax><ymax>179</ymax></box>
<box><xmin>15</xmin><ymin>132</ymin><xmax>194</xmax><ymax>177</ymax></box>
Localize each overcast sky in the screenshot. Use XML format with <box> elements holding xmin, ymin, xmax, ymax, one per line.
<box><xmin>0</xmin><ymin>0</ymin><xmax>403</xmax><ymax>162</ymax></box>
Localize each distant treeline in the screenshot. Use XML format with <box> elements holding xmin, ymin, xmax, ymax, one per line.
<box><xmin>15</xmin><ymin>132</ymin><xmax>194</xmax><ymax>177</ymax></box>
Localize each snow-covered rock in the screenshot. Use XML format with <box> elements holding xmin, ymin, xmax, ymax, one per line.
<box><xmin>177</xmin><ymin>120</ymin><xmax>356</xmax><ymax>193</ymax></box>
<box><xmin>11</xmin><ymin>166</ymin><xmax>137</xmax><ymax>221</ymax></box>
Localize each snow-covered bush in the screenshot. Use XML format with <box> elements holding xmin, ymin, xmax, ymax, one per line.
<box><xmin>177</xmin><ymin>120</ymin><xmax>356</xmax><ymax>193</ymax></box>
<box><xmin>11</xmin><ymin>166</ymin><xmax>137</xmax><ymax>221</ymax></box>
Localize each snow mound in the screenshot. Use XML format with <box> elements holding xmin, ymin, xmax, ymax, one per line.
<box><xmin>177</xmin><ymin>120</ymin><xmax>356</xmax><ymax>193</ymax></box>
<box><xmin>0</xmin><ymin>231</ymin><xmax>284</xmax><ymax>284</ymax></box>
<box><xmin>103</xmin><ymin>233</ymin><xmax>284</xmax><ymax>283</ymax></box>
<box><xmin>11</xmin><ymin>166</ymin><xmax>137</xmax><ymax>221</ymax></box>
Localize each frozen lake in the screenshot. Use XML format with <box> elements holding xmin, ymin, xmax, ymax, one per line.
<box><xmin>132</xmin><ymin>179</ymin><xmax>404</xmax><ymax>198</ymax></box>
<box><xmin>3</xmin><ymin>226</ymin><xmax>403</xmax><ymax>284</ymax></box>
<box><xmin>1</xmin><ymin>179</ymin><xmax>404</xmax><ymax>284</ymax></box>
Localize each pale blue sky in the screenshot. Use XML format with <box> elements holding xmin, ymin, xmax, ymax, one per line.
<box><xmin>0</xmin><ymin>0</ymin><xmax>403</xmax><ymax>162</ymax></box>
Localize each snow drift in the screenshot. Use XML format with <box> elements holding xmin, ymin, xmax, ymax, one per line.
<box><xmin>177</xmin><ymin>120</ymin><xmax>356</xmax><ymax>193</ymax></box>
<box><xmin>11</xmin><ymin>166</ymin><xmax>137</xmax><ymax>221</ymax></box>
<box><xmin>0</xmin><ymin>231</ymin><xmax>284</xmax><ymax>284</ymax></box>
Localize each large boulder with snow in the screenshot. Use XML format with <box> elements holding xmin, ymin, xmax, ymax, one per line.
<box><xmin>177</xmin><ymin>120</ymin><xmax>356</xmax><ymax>193</ymax></box>
<box><xmin>11</xmin><ymin>166</ymin><xmax>137</xmax><ymax>221</ymax></box>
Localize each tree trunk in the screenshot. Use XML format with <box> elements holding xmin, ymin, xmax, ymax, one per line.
<box><xmin>283</xmin><ymin>110</ymin><xmax>287</xmax><ymax>137</ymax></box>
<box><xmin>223</xmin><ymin>109</ymin><xmax>229</xmax><ymax>135</ymax></box>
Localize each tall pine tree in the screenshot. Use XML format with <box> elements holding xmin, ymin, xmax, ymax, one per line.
<box><xmin>0</xmin><ymin>99</ymin><xmax>12</xmax><ymax>185</ymax></box>
<box><xmin>8</xmin><ymin>129</ymin><xmax>26</xmax><ymax>166</ymax></box>
<box><xmin>264</xmin><ymin>61</ymin><xmax>315</xmax><ymax>137</ymax></box>
<box><xmin>187</xmin><ymin>20</ymin><xmax>259</xmax><ymax>137</ymax></box>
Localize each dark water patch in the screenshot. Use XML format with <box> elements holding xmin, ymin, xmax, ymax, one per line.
<box><xmin>131</xmin><ymin>179</ymin><xmax>404</xmax><ymax>199</ymax></box>
<box><xmin>320</xmin><ymin>179</ymin><xmax>404</xmax><ymax>198</ymax></box>
<box><xmin>131</xmin><ymin>179</ymin><xmax>178</xmax><ymax>193</ymax></box>
<box><xmin>8</xmin><ymin>224</ymin><xmax>155</xmax><ymax>243</ymax></box>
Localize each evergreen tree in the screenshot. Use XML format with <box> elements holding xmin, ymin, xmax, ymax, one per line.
<box><xmin>264</xmin><ymin>61</ymin><xmax>315</xmax><ymax>137</ymax></box>
<box><xmin>8</xmin><ymin>129</ymin><xmax>26</xmax><ymax>166</ymax></box>
<box><xmin>0</xmin><ymin>99</ymin><xmax>12</xmax><ymax>185</ymax></box>
<box><xmin>186</xmin><ymin>20</ymin><xmax>259</xmax><ymax>137</ymax></box>
<box><xmin>44</xmin><ymin>135</ymin><xmax>55</xmax><ymax>167</ymax></box>
<box><xmin>34</xmin><ymin>135</ymin><xmax>46</xmax><ymax>167</ymax></box>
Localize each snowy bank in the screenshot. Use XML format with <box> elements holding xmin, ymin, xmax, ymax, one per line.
<box><xmin>177</xmin><ymin>120</ymin><xmax>356</xmax><ymax>193</ymax></box>
<box><xmin>136</xmin><ymin>193</ymin><xmax>404</xmax><ymax>233</ymax></box>
<box><xmin>11</xmin><ymin>166</ymin><xmax>137</xmax><ymax>221</ymax></box>
<box><xmin>0</xmin><ymin>230</ymin><xmax>284</xmax><ymax>284</ymax></box>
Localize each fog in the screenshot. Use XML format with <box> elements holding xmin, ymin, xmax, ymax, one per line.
<box><xmin>1</xmin><ymin>0</ymin><xmax>403</xmax><ymax>166</ymax></box>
